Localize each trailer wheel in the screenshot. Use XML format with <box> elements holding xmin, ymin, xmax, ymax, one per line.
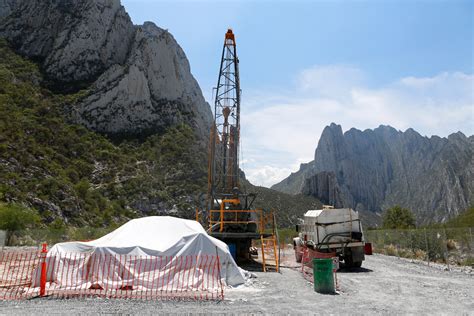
<box><xmin>293</xmin><ymin>238</ymin><xmax>303</xmax><ymax>263</ymax></box>
<box><xmin>344</xmin><ymin>255</ymin><xmax>362</xmax><ymax>268</ymax></box>
<box><xmin>351</xmin><ymin>261</ymin><xmax>362</xmax><ymax>268</ymax></box>
<box><xmin>295</xmin><ymin>251</ymin><xmax>302</xmax><ymax>263</ymax></box>
<box><xmin>344</xmin><ymin>246</ymin><xmax>364</xmax><ymax>268</ymax></box>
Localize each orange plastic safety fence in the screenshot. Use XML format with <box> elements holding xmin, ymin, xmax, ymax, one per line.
<box><xmin>300</xmin><ymin>248</ymin><xmax>313</xmax><ymax>282</ymax></box>
<box><xmin>0</xmin><ymin>250</ymin><xmax>41</xmax><ymax>300</ymax></box>
<box><xmin>0</xmin><ymin>249</ymin><xmax>224</xmax><ymax>301</ymax></box>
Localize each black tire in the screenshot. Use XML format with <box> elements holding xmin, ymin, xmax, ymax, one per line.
<box><xmin>351</xmin><ymin>261</ymin><xmax>362</xmax><ymax>268</ymax></box>
<box><xmin>344</xmin><ymin>255</ymin><xmax>362</xmax><ymax>268</ymax></box>
<box><xmin>344</xmin><ymin>255</ymin><xmax>353</xmax><ymax>267</ymax></box>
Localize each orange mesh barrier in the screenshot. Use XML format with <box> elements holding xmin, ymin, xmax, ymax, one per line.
<box><xmin>0</xmin><ymin>248</ymin><xmax>224</xmax><ymax>301</ymax></box>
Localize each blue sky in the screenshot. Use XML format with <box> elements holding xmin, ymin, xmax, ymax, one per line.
<box><xmin>122</xmin><ymin>0</ymin><xmax>473</xmax><ymax>187</ymax></box>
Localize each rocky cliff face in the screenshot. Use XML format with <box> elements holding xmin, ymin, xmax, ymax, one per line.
<box><xmin>0</xmin><ymin>0</ymin><xmax>212</xmax><ymax>140</ymax></box>
<box><xmin>0</xmin><ymin>0</ymin><xmax>134</xmax><ymax>88</ymax></box>
<box><xmin>272</xmin><ymin>123</ymin><xmax>474</xmax><ymax>224</ymax></box>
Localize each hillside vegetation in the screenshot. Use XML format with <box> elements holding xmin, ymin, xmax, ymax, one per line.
<box><xmin>436</xmin><ymin>206</ymin><xmax>474</xmax><ymax>228</ymax></box>
<box><xmin>242</xmin><ymin>180</ymin><xmax>322</xmax><ymax>227</ymax></box>
<box><xmin>0</xmin><ymin>39</ymin><xmax>207</xmax><ymax>228</ymax></box>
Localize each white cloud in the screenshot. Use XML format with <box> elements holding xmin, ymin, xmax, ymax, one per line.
<box><xmin>298</xmin><ymin>64</ymin><xmax>366</xmax><ymax>99</ymax></box>
<box><xmin>240</xmin><ymin>66</ymin><xmax>474</xmax><ymax>188</ymax></box>
<box><xmin>244</xmin><ymin>165</ymin><xmax>294</xmax><ymax>188</ymax></box>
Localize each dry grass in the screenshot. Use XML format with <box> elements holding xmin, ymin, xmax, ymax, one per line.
<box><xmin>384</xmin><ymin>244</ymin><xmax>398</xmax><ymax>256</ymax></box>
<box><xmin>446</xmin><ymin>239</ymin><xmax>457</xmax><ymax>251</ymax></box>
<box><xmin>414</xmin><ymin>249</ymin><xmax>427</xmax><ymax>260</ymax></box>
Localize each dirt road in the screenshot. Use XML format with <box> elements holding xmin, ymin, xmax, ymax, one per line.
<box><xmin>0</xmin><ymin>254</ymin><xmax>472</xmax><ymax>314</ymax></box>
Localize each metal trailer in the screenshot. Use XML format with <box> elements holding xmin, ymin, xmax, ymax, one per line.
<box><xmin>294</xmin><ymin>208</ymin><xmax>366</xmax><ymax>268</ymax></box>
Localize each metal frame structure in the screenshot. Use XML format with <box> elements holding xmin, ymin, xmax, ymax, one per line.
<box><xmin>198</xmin><ymin>30</ymin><xmax>279</xmax><ymax>270</ymax></box>
<box><xmin>208</xmin><ymin>29</ymin><xmax>241</xmax><ymax>207</ymax></box>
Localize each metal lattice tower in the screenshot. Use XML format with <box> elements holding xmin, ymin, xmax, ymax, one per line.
<box><xmin>200</xmin><ymin>30</ymin><xmax>278</xmax><ymax>265</ymax></box>
<box><xmin>208</xmin><ymin>29</ymin><xmax>241</xmax><ymax>205</ymax></box>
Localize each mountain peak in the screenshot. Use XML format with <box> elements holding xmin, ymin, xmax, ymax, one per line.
<box><xmin>404</xmin><ymin>127</ymin><xmax>422</xmax><ymax>137</ymax></box>
<box><xmin>275</xmin><ymin>124</ymin><xmax>473</xmax><ymax>224</ymax></box>
<box><xmin>448</xmin><ymin>131</ymin><xmax>467</xmax><ymax>140</ymax></box>
<box><xmin>141</xmin><ymin>21</ymin><xmax>166</xmax><ymax>36</ymax></box>
<box><xmin>374</xmin><ymin>124</ymin><xmax>399</xmax><ymax>135</ymax></box>
<box><xmin>327</xmin><ymin>122</ymin><xmax>343</xmax><ymax>132</ymax></box>
<box><xmin>314</xmin><ymin>123</ymin><xmax>345</xmax><ymax>167</ymax></box>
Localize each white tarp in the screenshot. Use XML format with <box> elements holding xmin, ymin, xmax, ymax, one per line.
<box><xmin>34</xmin><ymin>216</ymin><xmax>246</xmax><ymax>290</ymax></box>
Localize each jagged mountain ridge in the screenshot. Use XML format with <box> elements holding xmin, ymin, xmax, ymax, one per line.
<box><xmin>272</xmin><ymin>123</ymin><xmax>473</xmax><ymax>224</ymax></box>
<box><xmin>0</xmin><ymin>0</ymin><xmax>212</xmax><ymax>141</ymax></box>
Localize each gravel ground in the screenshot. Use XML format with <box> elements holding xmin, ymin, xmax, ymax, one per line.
<box><xmin>0</xmin><ymin>253</ymin><xmax>472</xmax><ymax>315</ymax></box>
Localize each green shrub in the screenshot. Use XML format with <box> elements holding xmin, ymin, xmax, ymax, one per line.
<box><xmin>0</xmin><ymin>203</ymin><xmax>40</xmax><ymax>245</ymax></box>
<box><xmin>382</xmin><ymin>205</ymin><xmax>416</xmax><ymax>229</ymax></box>
<box><xmin>74</xmin><ymin>179</ymin><xmax>90</xmax><ymax>199</ymax></box>
<box><xmin>278</xmin><ymin>228</ymin><xmax>298</xmax><ymax>245</ymax></box>
<box><xmin>0</xmin><ymin>203</ymin><xmax>40</xmax><ymax>231</ymax></box>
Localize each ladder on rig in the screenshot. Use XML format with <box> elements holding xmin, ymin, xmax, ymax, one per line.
<box><xmin>259</xmin><ymin>213</ymin><xmax>280</xmax><ymax>272</ymax></box>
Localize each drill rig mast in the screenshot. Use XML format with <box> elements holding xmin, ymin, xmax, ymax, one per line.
<box><xmin>198</xmin><ymin>30</ymin><xmax>278</xmax><ymax>266</ymax></box>
<box><xmin>208</xmin><ymin>29</ymin><xmax>241</xmax><ymax>204</ymax></box>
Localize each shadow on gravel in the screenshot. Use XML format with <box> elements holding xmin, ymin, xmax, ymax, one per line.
<box><xmin>238</xmin><ymin>259</ymin><xmax>266</xmax><ymax>272</ymax></box>
<box><xmin>338</xmin><ymin>267</ymin><xmax>373</xmax><ymax>273</ymax></box>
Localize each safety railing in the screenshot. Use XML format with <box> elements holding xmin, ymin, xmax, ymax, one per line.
<box><xmin>208</xmin><ymin>199</ymin><xmax>275</xmax><ymax>234</ymax></box>
<box><xmin>209</xmin><ymin>209</ymin><xmax>264</xmax><ymax>233</ymax></box>
<box><xmin>0</xmin><ymin>246</ymin><xmax>224</xmax><ymax>301</ymax></box>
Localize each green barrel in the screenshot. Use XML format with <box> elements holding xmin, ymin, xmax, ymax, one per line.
<box><xmin>313</xmin><ymin>258</ymin><xmax>335</xmax><ymax>294</ymax></box>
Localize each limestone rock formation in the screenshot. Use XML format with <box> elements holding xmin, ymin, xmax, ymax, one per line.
<box><xmin>0</xmin><ymin>0</ymin><xmax>135</xmax><ymax>88</ymax></box>
<box><xmin>0</xmin><ymin>0</ymin><xmax>212</xmax><ymax>140</ymax></box>
<box><xmin>301</xmin><ymin>171</ymin><xmax>345</xmax><ymax>208</ymax></box>
<box><xmin>70</xmin><ymin>22</ymin><xmax>213</xmax><ymax>139</ymax></box>
<box><xmin>271</xmin><ymin>162</ymin><xmax>313</xmax><ymax>196</ymax></box>
<box><xmin>272</xmin><ymin>123</ymin><xmax>474</xmax><ymax>224</ymax></box>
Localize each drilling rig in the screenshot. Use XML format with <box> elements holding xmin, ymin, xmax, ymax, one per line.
<box><xmin>197</xmin><ymin>29</ymin><xmax>278</xmax><ymax>271</ymax></box>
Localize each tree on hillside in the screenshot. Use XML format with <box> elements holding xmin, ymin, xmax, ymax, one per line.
<box><xmin>0</xmin><ymin>203</ymin><xmax>40</xmax><ymax>245</ymax></box>
<box><xmin>382</xmin><ymin>205</ymin><xmax>416</xmax><ymax>229</ymax></box>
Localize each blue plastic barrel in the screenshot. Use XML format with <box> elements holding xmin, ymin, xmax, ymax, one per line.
<box><xmin>228</xmin><ymin>243</ymin><xmax>236</xmax><ymax>259</ymax></box>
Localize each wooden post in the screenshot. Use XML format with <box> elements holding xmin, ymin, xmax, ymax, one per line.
<box><xmin>424</xmin><ymin>228</ymin><xmax>430</xmax><ymax>266</ymax></box>
<box><xmin>470</xmin><ymin>227</ymin><xmax>473</xmax><ymax>248</ymax></box>
<box><xmin>443</xmin><ymin>227</ymin><xmax>450</xmax><ymax>270</ymax></box>
<box><xmin>219</xmin><ymin>203</ymin><xmax>224</xmax><ymax>232</ymax></box>
<box><xmin>260</xmin><ymin>235</ymin><xmax>266</xmax><ymax>272</ymax></box>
